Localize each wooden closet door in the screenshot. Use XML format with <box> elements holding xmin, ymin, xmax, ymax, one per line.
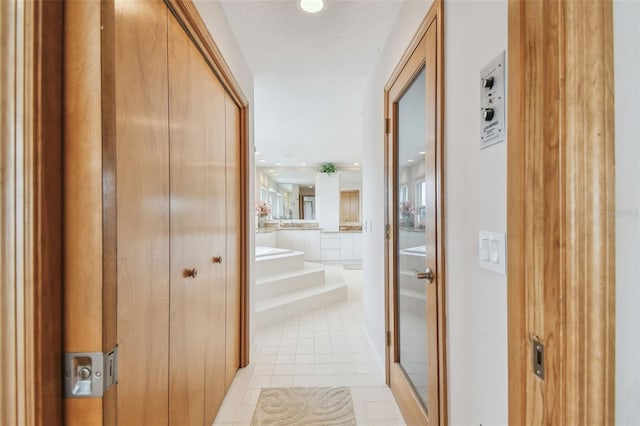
<box><xmin>115</xmin><ymin>1</ymin><xmax>170</xmax><ymax>424</ymax></box>
<box><xmin>168</xmin><ymin>15</ymin><xmax>227</xmax><ymax>425</ymax></box>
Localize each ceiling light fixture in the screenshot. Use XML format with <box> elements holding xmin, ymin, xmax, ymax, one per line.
<box><xmin>353</xmin><ymin>162</ymin><xmax>360</xmax><ymax>166</ymax></box>
<box><xmin>255</xmin><ymin>151</ymin><xmax>261</xmax><ymax>155</ymax></box>
<box><xmin>301</xmin><ymin>163</ymin><xmax>307</xmax><ymax>166</ymax></box>
<box><xmin>299</xmin><ymin>0</ymin><xmax>324</xmax><ymax>14</ymax></box>
<box><xmin>419</xmin><ymin>151</ymin><xmax>426</xmax><ymax>155</ymax></box>
<box><xmin>408</xmin><ymin>159</ymin><xmax>414</xmax><ymax>162</ymax></box>
<box><xmin>276</xmin><ymin>162</ymin><xmax>282</xmax><ymax>166</ymax></box>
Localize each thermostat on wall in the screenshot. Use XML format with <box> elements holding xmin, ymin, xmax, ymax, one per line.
<box><xmin>480</xmin><ymin>51</ymin><xmax>506</xmax><ymax>149</ymax></box>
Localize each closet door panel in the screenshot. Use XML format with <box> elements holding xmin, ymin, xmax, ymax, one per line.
<box><xmin>168</xmin><ymin>16</ymin><xmax>226</xmax><ymax>425</ymax></box>
<box><xmin>223</xmin><ymin>95</ymin><xmax>241</xmax><ymax>391</ymax></box>
<box><xmin>203</xmin><ymin>69</ymin><xmax>229</xmax><ymax>426</ymax></box>
<box><xmin>115</xmin><ymin>1</ymin><xmax>170</xmax><ymax>424</ymax></box>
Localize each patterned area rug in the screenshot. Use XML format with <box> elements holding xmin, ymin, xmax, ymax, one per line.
<box><xmin>251</xmin><ymin>387</ymin><xmax>356</xmax><ymax>426</ymax></box>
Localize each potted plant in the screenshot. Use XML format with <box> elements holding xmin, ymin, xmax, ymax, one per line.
<box><xmin>255</xmin><ymin>201</ymin><xmax>271</xmax><ymax>228</ymax></box>
<box><xmin>399</xmin><ymin>201</ymin><xmax>416</xmax><ymax>227</ymax></box>
<box><xmin>320</xmin><ymin>163</ymin><xmax>336</xmax><ymax>175</ymax></box>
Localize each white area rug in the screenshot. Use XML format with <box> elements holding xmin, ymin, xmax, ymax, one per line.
<box><xmin>251</xmin><ymin>387</ymin><xmax>356</xmax><ymax>426</ymax></box>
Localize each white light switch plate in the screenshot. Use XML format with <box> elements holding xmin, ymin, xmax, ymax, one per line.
<box><xmin>479</xmin><ymin>230</ymin><xmax>506</xmax><ymax>274</ymax></box>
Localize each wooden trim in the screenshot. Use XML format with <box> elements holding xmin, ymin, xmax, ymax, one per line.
<box><xmin>100</xmin><ymin>1</ymin><xmax>118</xmax><ymax>423</ymax></box>
<box><xmin>384</xmin><ymin>2</ymin><xmax>438</xmax><ymax>92</ymax></box>
<box><xmin>240</xmin><ymin>105</ymin><xmax>251</xmax><ymax>367</ymax></box>
<box><xmin>1</xmin><ymin>2</ymin><xmax>21</xmax><ymax>423</ymax></box>
<box><xmin>507</xmin><ymin>1</ymin><xmax>615</xmax><ymax>424</ymax></box>
<box><xmin>384</xmin><ymin>1</ymin><xmax>446</xmax><ymax>424</ymax></box>
<box><xmin>434</xmin><ymin>0</ymin><xmax>447</xmax><ymax>421</ymax></box>
<box><xmin>164</xmin><ymin>0</ymin><xmax>251</xmax><ymax>366</ymax></box>
<box><xmin>64</xmin><ymin>0</ymin><xmax>105</xmax><ymax>423</ymax></box>
<box><xmin>0</xmin><ymin>0</ymin><xmax>64</xmax><ymax>424</ymax></box>
<box><xmin>164</xmin><ymin>0</ymin><xmax>248</xmax><ymax>108</ymax></box>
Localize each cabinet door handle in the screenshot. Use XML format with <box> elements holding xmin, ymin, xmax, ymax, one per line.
<box><xmin>212</xmin><ymin>256</ymin><xmax>223</xmax><ymax>264</ymax></box>
<box><xmin>183</xmin><ymin>268</ymin><xmax>198</xmax><ymax>278</ymax></box>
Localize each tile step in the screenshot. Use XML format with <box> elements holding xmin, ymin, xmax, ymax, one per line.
<box><xmin>256</xmin><ymin>262</ymin><xmax>326</xmax><ymax>301</ymax></box>
<box><xmin>255</xmin><ymin>282</ymin><xmax>348</xmax><ymax>327</ymax></box>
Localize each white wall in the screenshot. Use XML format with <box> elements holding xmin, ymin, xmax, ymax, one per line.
<box><xmin>193</xmin><ymin>0</ymin><xmax>257</xmax><ymax>342</ymax></box>
<box><xmin>445</xmin><ymin>2</ymin><xmax>508</xmax><ymax>424</ymax></box>
<box><xmin>614</xmin><ymin>1</ymin><xmax>640</xmax><ymax>423</ymax></box>
<box><xmin>362</xmin><ymin>1</ymin><xmax>508</xmax><ymax>424</ymax></box>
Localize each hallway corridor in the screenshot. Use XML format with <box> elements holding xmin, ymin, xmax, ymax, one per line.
<box><xmin>213</xmin><ymin>265</ymin><xmax>406</xmax><ymax>425</ymax></box>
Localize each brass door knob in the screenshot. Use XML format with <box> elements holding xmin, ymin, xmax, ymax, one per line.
<box><xmin>212</xmin><ymin>256</ymin><xmax>223</xmax><ymax>264</ymax></box>
<box><xmin>415</xmin><ymin>267</ymin><xmax>434</xmax><ymax>284</ymax></box>
<box><xmin>184</xmin><ymin>268</ymin><xmax>198</xmax><ymax>278</ymax></box>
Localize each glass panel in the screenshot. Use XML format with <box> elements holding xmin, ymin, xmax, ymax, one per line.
<box><xmin>396</xmin><ymin>67</ymin><xmax>428</xmax><ymax>408</ymax></box>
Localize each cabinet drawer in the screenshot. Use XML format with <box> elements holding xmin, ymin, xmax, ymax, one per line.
<box><xmin>321</xmin><ymin>237</ymin><xmax>340</xmax><ymax>249</ymax></box>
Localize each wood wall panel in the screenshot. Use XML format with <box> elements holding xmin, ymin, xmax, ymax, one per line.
<box><xmin>114</xmin><ymin>0</ymin><xmax>171</xmax><ymax>424</ymax></box>
<box><xmin>507</xmin><ymin>0</ymin><xmax>615</xmax><ymax>424</ymax></box>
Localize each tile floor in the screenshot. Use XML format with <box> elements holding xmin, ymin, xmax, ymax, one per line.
<box><xmin>213</xmin><ymin>264</ymin><xmax>407</xmax><ymax>426</ymax></box>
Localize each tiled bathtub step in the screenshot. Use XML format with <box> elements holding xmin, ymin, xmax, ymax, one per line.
<box><xmin>255</xmin><ymin>251</ymin><xmax>305</xmax><ymax>277</ymax></box>
<box><xmin>256</xmin><ymin>262</ymin><xmax>326</xmax><ymax>301</ymax></box>
<box><xmin>255</xmin><ymin>282</ymin><xmax>348</xmax><ymax>327</ymax></box>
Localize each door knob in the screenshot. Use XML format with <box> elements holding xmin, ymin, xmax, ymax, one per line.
<box><xmin>415</xmin><ymin>267</ymin><xmax>434</xmax><ymax>284</ymax></box>
<box><xmin>212</xmin><ymin>256</ymin><xmax>223</xmax><ymax>264</ymax></box>
<box><xmin>183</xmin><ymin>268</ymin><xmax>198</xmax><ymax>278</ymax></box>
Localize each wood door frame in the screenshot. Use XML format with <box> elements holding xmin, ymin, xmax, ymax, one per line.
<box><xmin>507</xmin><ymin>1</ymin><xmax>615</xmax><ymax>424</ymax></box>
<box><xmin>0</xmin><ymin>0</ymin><xmax>64</xmax><ymax>424</ymax></box>
<box><xmin>383</xmin><ymin>1</ymin><xmax>446</xmax><ymax>425</ymax></box>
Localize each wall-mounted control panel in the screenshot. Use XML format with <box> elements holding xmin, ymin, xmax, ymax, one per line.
<box><xmin>479</xmin><ymin>230</ymin><xmax>506</xmax><ymax>274</ymax></box>
<box><xmin>480</xmin><ymin>51</ymin><xmax>506</xmax><ymax>149</ymax></box>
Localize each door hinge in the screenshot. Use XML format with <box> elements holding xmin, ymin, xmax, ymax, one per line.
<box><xmin>385</xmin><ymin>224</ymin><xmax>391</xmax><ymax>240</ymax></box>
<box><xmin>385</xmin><ymin>118</ymin><xmax>390</xmax><ymax>135</ymax></box>
<box><xmin>64</xmin><ymin>346</ymin><xmax>118</xmax><ymax>398</ymax></box>
<box><xmin>386</xmin><ymin>331</ymin><xmax>391</xmax><ymax>347</ymax></box>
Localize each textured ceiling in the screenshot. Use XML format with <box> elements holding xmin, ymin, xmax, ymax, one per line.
<box><xmin>219</xmin><ymin>0</ymin><xmax>405</xmax><ymax>171</ymax></box>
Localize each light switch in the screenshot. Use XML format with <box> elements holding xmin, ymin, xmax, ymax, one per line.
<box><xmin>490</xmin><ymin>240</ymin><xmax>500</xmax><ymax>263</ymax></box>
<box><xmin>479</xmin><ymin>231</ymin><xmax>506</xmax><ymax>274</ymax></box>
<box><xmin>481</xmin><ymin>238</ymin><xmax>490</xmax><ymax>261</ymax></box>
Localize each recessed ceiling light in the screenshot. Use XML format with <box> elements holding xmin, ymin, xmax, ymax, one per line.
<box><xmin>353</xmin><ymin>162</ymin><xmax>360</xmax><ymax>166</ymax></box>
<box><xmin>419</xmin><ymin>151</ymin><xmax>426</xmax><ymax>155</ymax></box>
<box><xmin>299</xmin><ymin>0</ymin><xmax>324</xmax><ymax>14</ymax></box>
<box><xmin>275</xmin><ymin>162</ymin><xmax>282</xmax><ymax>166</ymax></box>
<box><xmin>259</xmin><ymin>159</ymin><xmax>266</xmax><ymax>163</ymax></box>
<box><xmin>408</xmin><ymin>159</ymin><xmax>414</xmax><ymax>162</ymax></box>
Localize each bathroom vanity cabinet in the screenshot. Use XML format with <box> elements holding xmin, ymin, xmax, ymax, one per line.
<box><xmin>256</xmin><ymin>229</ymin><xmax>362</xmax><ymax>261</ymax></box>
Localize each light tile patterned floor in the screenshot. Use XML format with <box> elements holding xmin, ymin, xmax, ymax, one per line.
<box><xmin>213</xmin><ymin>265</ymin><xmax>406</xmax><ymax>426</ymax></box>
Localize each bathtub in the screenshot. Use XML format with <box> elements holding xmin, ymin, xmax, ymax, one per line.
<box><xmin>255</xmin><ymin>245</ymin><xmax>293</xmax><ymax>258</ymax></box>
